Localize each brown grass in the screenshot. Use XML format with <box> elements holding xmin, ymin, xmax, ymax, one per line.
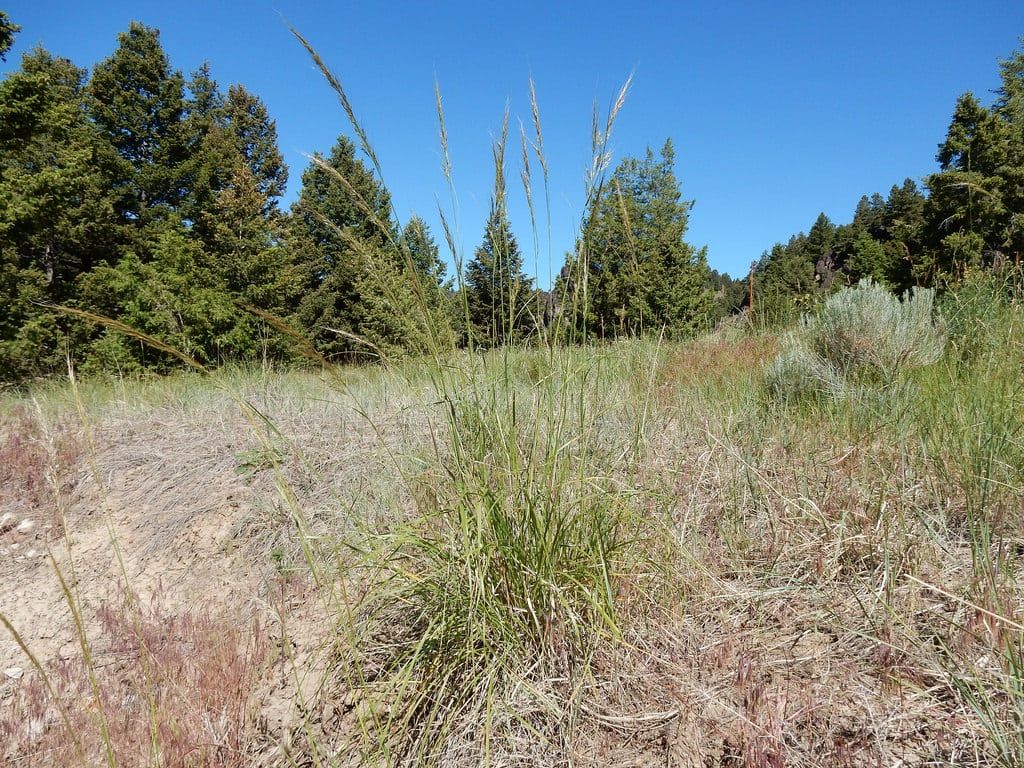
<box><xmin>2</xmin><ymin>321</ymin><xmax>1021</xmax><ymax>766</ymax></box>
<box><xmin>0</xmin><ymin>406</ymin><xmax>83</xmax><ymax>526</ymax></box>
<box><xmin>0</xmin><ymin>592</ymin><xmax>268</xmax><ymax>767</ymax></box>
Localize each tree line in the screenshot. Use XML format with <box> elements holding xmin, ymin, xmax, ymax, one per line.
<box><xmin>0</xmin><ymin>15</ymin><xmax>726</xmax><ymax>383</ymax></box>
<box><xmin>746</xmin><ymin>43</ymin><xmax>1024</xmax><ymax>323</ymax></box>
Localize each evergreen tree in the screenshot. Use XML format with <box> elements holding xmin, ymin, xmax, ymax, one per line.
<box><xmin>77</xmin><ymin>221</ymin><xmax>249</xmax><ymax>372</ymax></box>
<box><xmin>179</xmin><ymin>63</ymin><xmax>234</xmax><ymax>231</ymax></box>
<box><xmin>804</xmin><ymin>213</ymin><xmax>836</xmax><ymax>265</ymax></box>
<box><xmin>752</xmin><ymin>234</ymin><xmax>816</xmax><ymax>323</ymax></box>
<box><xmin>572</xmin><ymin>139</ymin><xmax>711</xmax><ymax>338</ymax></box>
<box><xmin>0</xmin><ymin>48</ymin><xmax>117</xmax><ymax>379</ymax></box>
<box><xmin>923</xmin><ymin>92</ymin><xmax>1012</xmax><ymax>280</ymax></box>
<box><xmin>400</xmin><ymin>216</ymin><xmax>447</xmax><ymax>290</ymax></box>
<box><xmin>87</xmin><ymin>22</ymin><xmax>188</xmax><ymax>238</ymax></box>
<box><xmin>846</xmin><ymin>233</ymin><xmax>890</xmax><ymax>285</ymax></box>
<box><xmin>203</xmin><ymin>165</ymin><xmax>290</xmax><ymax>308</ymax></box>
<box><xmin>936</xmin><ymin>93</ymin><xmax>1007</xmax><ymax>175</ymax></box>
<box><xmin>994</xmin><ymin>47</ymin><xmax>1024</xmax><ymax>262</ymax></box>
<box><xmin>708</xmin><ymin>269</ymin><xmax>747</xmax><ymax>323</ymax></box>
<box><xmin>289</xmin><ymin>134</ymin><xmax>412</xmax><ymax>360</ymax></box>
<box><xmin>465</xmin><ymin>205</ymin><xmax>534</xmax><ymax>346</ymax></box>
<box><xmin>224</xmin><ymin>84</ymin><xmax>287</xmax><ymax>208</ymax></box>
<box><xmin>0</xmin><ymin>10</ymin><xmax>18</xmax><ymax>61</ymax></box>
<box><xmin>0</xmin><ymin>48</ymin><xmax>116</xmax><ymax>285</ymax></box>
<box><xmin>880</xmin><ymin>179</ymin><xmax>926</xmax><ymax>288</ymax></box>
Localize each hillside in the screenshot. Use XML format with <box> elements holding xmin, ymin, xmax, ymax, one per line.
<box><xmin>2</xmin><ymin>277</ymin><xmax>1023</xmax><ymax>766</ymax></box>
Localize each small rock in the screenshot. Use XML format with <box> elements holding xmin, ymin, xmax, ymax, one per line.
<box><xmin>16</xmin><ymin>519</ymin><xmax>34</xmax><ymax>535</ymax></box>
<box><xmin>0</xmin><ymin>513</ymin><xmax>14</xmax><ymax>534</ymax></box>
<box><xmin>4</xmin><ymin>666</ymin><xmax>24</xmax><ymax>680</ymax></box>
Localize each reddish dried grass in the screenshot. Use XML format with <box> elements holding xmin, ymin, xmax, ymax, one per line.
<box><xmin>0</xmin><ymin>406</ymin><xmax>83</xmax><ymax>513</ymax></box>
<box><xmin>0</xmin><ymin>594</ymin><xmax>268</xmax><ymax>767</ymax></box>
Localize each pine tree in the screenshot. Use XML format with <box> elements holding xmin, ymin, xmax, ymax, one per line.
<box><xmin>87</xmin><ymin>22</ymin><xmax>188</xmax><ymax>238</ymax></box>
<box><xmin>77</xmin><ymin>221</ymin><xmax>246</xmax><ymax>372</ymax></box>
<box><xmin>465</xmin><ymin>205</ymin><xmax>534</xmax><ymax>346</ymax></box>
<box><xmin>203</xmin><ymin>165</ymin><xmax>289</xmax><ymax>308</ymax></box>
<box><xmin>289</xmin><ymin>134</ymin><xmax>403</xmax><ymax>360</ymax></box>
<box><xmin>0</xmin><ymin>11</ymin><xmax>19</xmax><ymax>61</ymax></box>
<box><xmin>804</xmin><ymin>213</ymin><xmax>836</xmax><ymax>265</ymax></box>
<box><xmin>752</xmin><ymin>234</ymin><xmax>816</xmax><ymax>323</ymax></box>
<box><xmin>0</xmin><ymin>48</ymin><xmax>117</xmax><ymax>380</ymax></box>
<box><xmin>994</xmin><ymin>46</ymin><xmax>1024</xmax><ymax>262</ymax></box>
<box><xmin>880</xmin><ymin>179</ymin><xmax>926</xmax><ymax>288</ymax></box>
<box><xmin>573</xmin><ymin>139</ymin><xmax>711</xmax><ymax>338</ymax></box>
<box><xmin>923</xmin><ymin>92</ymin><xmax>1011</xmax><ymax>279</ymax></box>
<box><xmin>224</xmin><ymin>84</ymin><xmax>287</xmax><ymax>208</ymax></box>
<box><xmin>179</xmin><ymin>63</ymin><xmax>234</xmax><ymax>231</ymax></box>
<box><xmin>0</xmin><ymin>48</ymin><xmax>116</xmax><ymax>285</ymax></box>
<box><xmin>400</xmin><ymin>216</ymin><xmax>447</xmax><ymax>290</ymax></box>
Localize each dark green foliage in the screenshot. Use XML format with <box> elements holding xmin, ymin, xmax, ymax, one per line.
<box><xmin>0</xmin><ymin>258</ymin><xmax>64</xmax><ymax>381</ymax></box>
<box><xmin>922</xmin><ymin>89</ymin><xmax>1014</xmax><ymax>281</ymax></box>
<box><xmin>289</xmin><ymin>135</ymin><xmax>390</xmax><ymax>360</ymax></box>
<box><xmin>0</xmin><ymin>10</ymin><xmax>18</xmax><ymax>61</ymax></box>
<box><xmin>202</xmin><ymin>165</ymin><xmax>292</xmax><ymax>310</ymax></box>
<box><xmin>289</xmin><ymin>134</ymin><xmax>438</xmax><ymax>360</ymax></box>
<box><xmin>77</xmin><ymin>225</ymin><xmax>257</xmax><ymax>373</ymax></box>
<box><xmin>708</xmin><ymin>269</ymin><xmax>747</xmax><ymax>324</ymax></box>
<box><xmin>0</xmin><ymin>49</ymin><xmax>117</xmax><ymax>287</ymax></box>
<box><xmin>751</xmin><ymin>42</ymin><xmax>1024</xmax><ymax>313</ymax></box>
<box><xmin>5</xmin><ymin>21</ymin><xmax>1020</xmax><ymax>384</ymax></box>
<box><xmin>565</xmin><ymin>139</ymin><xmax>712</xmax><ymax>339</ymax></box>
<box><xmin>400</xmin><ymin>216</ymin><xmax>447</xmax><ymax>291</ymax></box>
<box><xmin>181</xmin><ymin>78</ymin><xmax>288</xmax><ymax>230</ymax></box>
<box><xmin>87</xmin><ymin>22</ymin><xmax>188</xmax><ymax>239</ymax></box>
<box><xmin>752</xmin><ymin>235</ymin><xmax>817</xmax><ymax>324</ymax></box>
<box><xmin>224</xmin><ymin>85</ymin><xmax>287</xmax><ymax>206</ymax></box>
<box><xmin>464</xmin><ymin>205</ymin><xmax>535</xmax><ymax>347</ymax></box>
<box><xmin>0</xmin><ymin>48</ymin><xmax>119</xmax><ymax>380</ymax></box>
<box><xmin>0</xmin><ymin>24</ymin><xmax>300</xmax><ymax>382</ymax></box>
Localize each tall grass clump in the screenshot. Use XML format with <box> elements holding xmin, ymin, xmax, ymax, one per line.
<box><xmin>348</xmin><ymin>351</ymin><xmax>642</xmax><ymax>764</ymax></box>
<box><xmin>766</xmin><ymin>278</ymin><xmax>946</xmax><ymax>402</ymax></box>
<box><xmin>279</xmin><ymin>30</ymin><xmax>652</xmax><ymax>765</ymax></box>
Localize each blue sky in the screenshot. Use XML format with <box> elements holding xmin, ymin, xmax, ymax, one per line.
<box><xmin>4</xmin><ymin>1</ymin><xmax>1023</xmax><ymax>285</ymax></box>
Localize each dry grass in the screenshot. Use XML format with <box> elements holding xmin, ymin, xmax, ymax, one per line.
<box><xmin>1</xmin><ymin>290</ymin><xmax>1022</xmax><ymax>767</ymax></box>
<box><xmin>0</xmin><ymin>405</ymin><xmax>83</xmax><ymax>518</ymax></box>
<box><xmin>0</xmin><ymin>592</ymin><xmax>268</xmax><ymax>767</ymax></box>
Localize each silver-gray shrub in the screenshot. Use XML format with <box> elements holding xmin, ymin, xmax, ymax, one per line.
<box><xmin>766</xmin><ymin>279</ymin><xmax>946</xmax><ymax>401</ymax></box>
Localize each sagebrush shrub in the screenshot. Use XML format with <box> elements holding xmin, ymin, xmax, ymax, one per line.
<box><xmin>766</xmin><ymin>279</ymin><xmax>946</xmax><ymax>401</ymax></box>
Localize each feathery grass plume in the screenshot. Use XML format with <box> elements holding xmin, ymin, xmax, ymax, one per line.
<box><xmin>435</xmin><ymin>77</ymin><xmax>453</xmax><ymax>187</ymax></box>
<box><xmin>519</xmin><ymin>119</ymin><xmax>537</xmax><ymax>257</ymax></box>
<box><xmin>433</xmin><ymin>78</ymin><xmax>476</xmax><ymax>347</ymax></box>
<box><xmin>528</xmin><ymin>77</ymin><xmax>554</xmax><ymax>307</ymax></box>
<box><xmin>551</xmin><ymin>74</ymin><xmax>634</xmax><ymax>346</ymax></box>
<box><xmin>290</xmin><ymin>27</ymin><xmax>381</xmax><ymax>181</ymax></box>
<box><xmin>528</xmin><ymin>78</ymin><xmax>548</xmax><ymax>182</ymax></box>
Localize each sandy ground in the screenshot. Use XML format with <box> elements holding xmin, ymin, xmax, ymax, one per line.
<box><xmin>0</xmin><ymin>414</ymin><xmax>263</xmax><ymax>676</ymax></box>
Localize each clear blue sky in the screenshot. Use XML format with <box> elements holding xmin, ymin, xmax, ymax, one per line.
<box><xmin>4</xmin><ymin>1</ymin><xmax>1024</xmax><ymax>284</ymax></box>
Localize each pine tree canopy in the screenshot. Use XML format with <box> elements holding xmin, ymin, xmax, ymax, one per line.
<box><xmin>566</xmin><ymin>138</ymin><xmax>711</xmax><ymax>338</ymax></box>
